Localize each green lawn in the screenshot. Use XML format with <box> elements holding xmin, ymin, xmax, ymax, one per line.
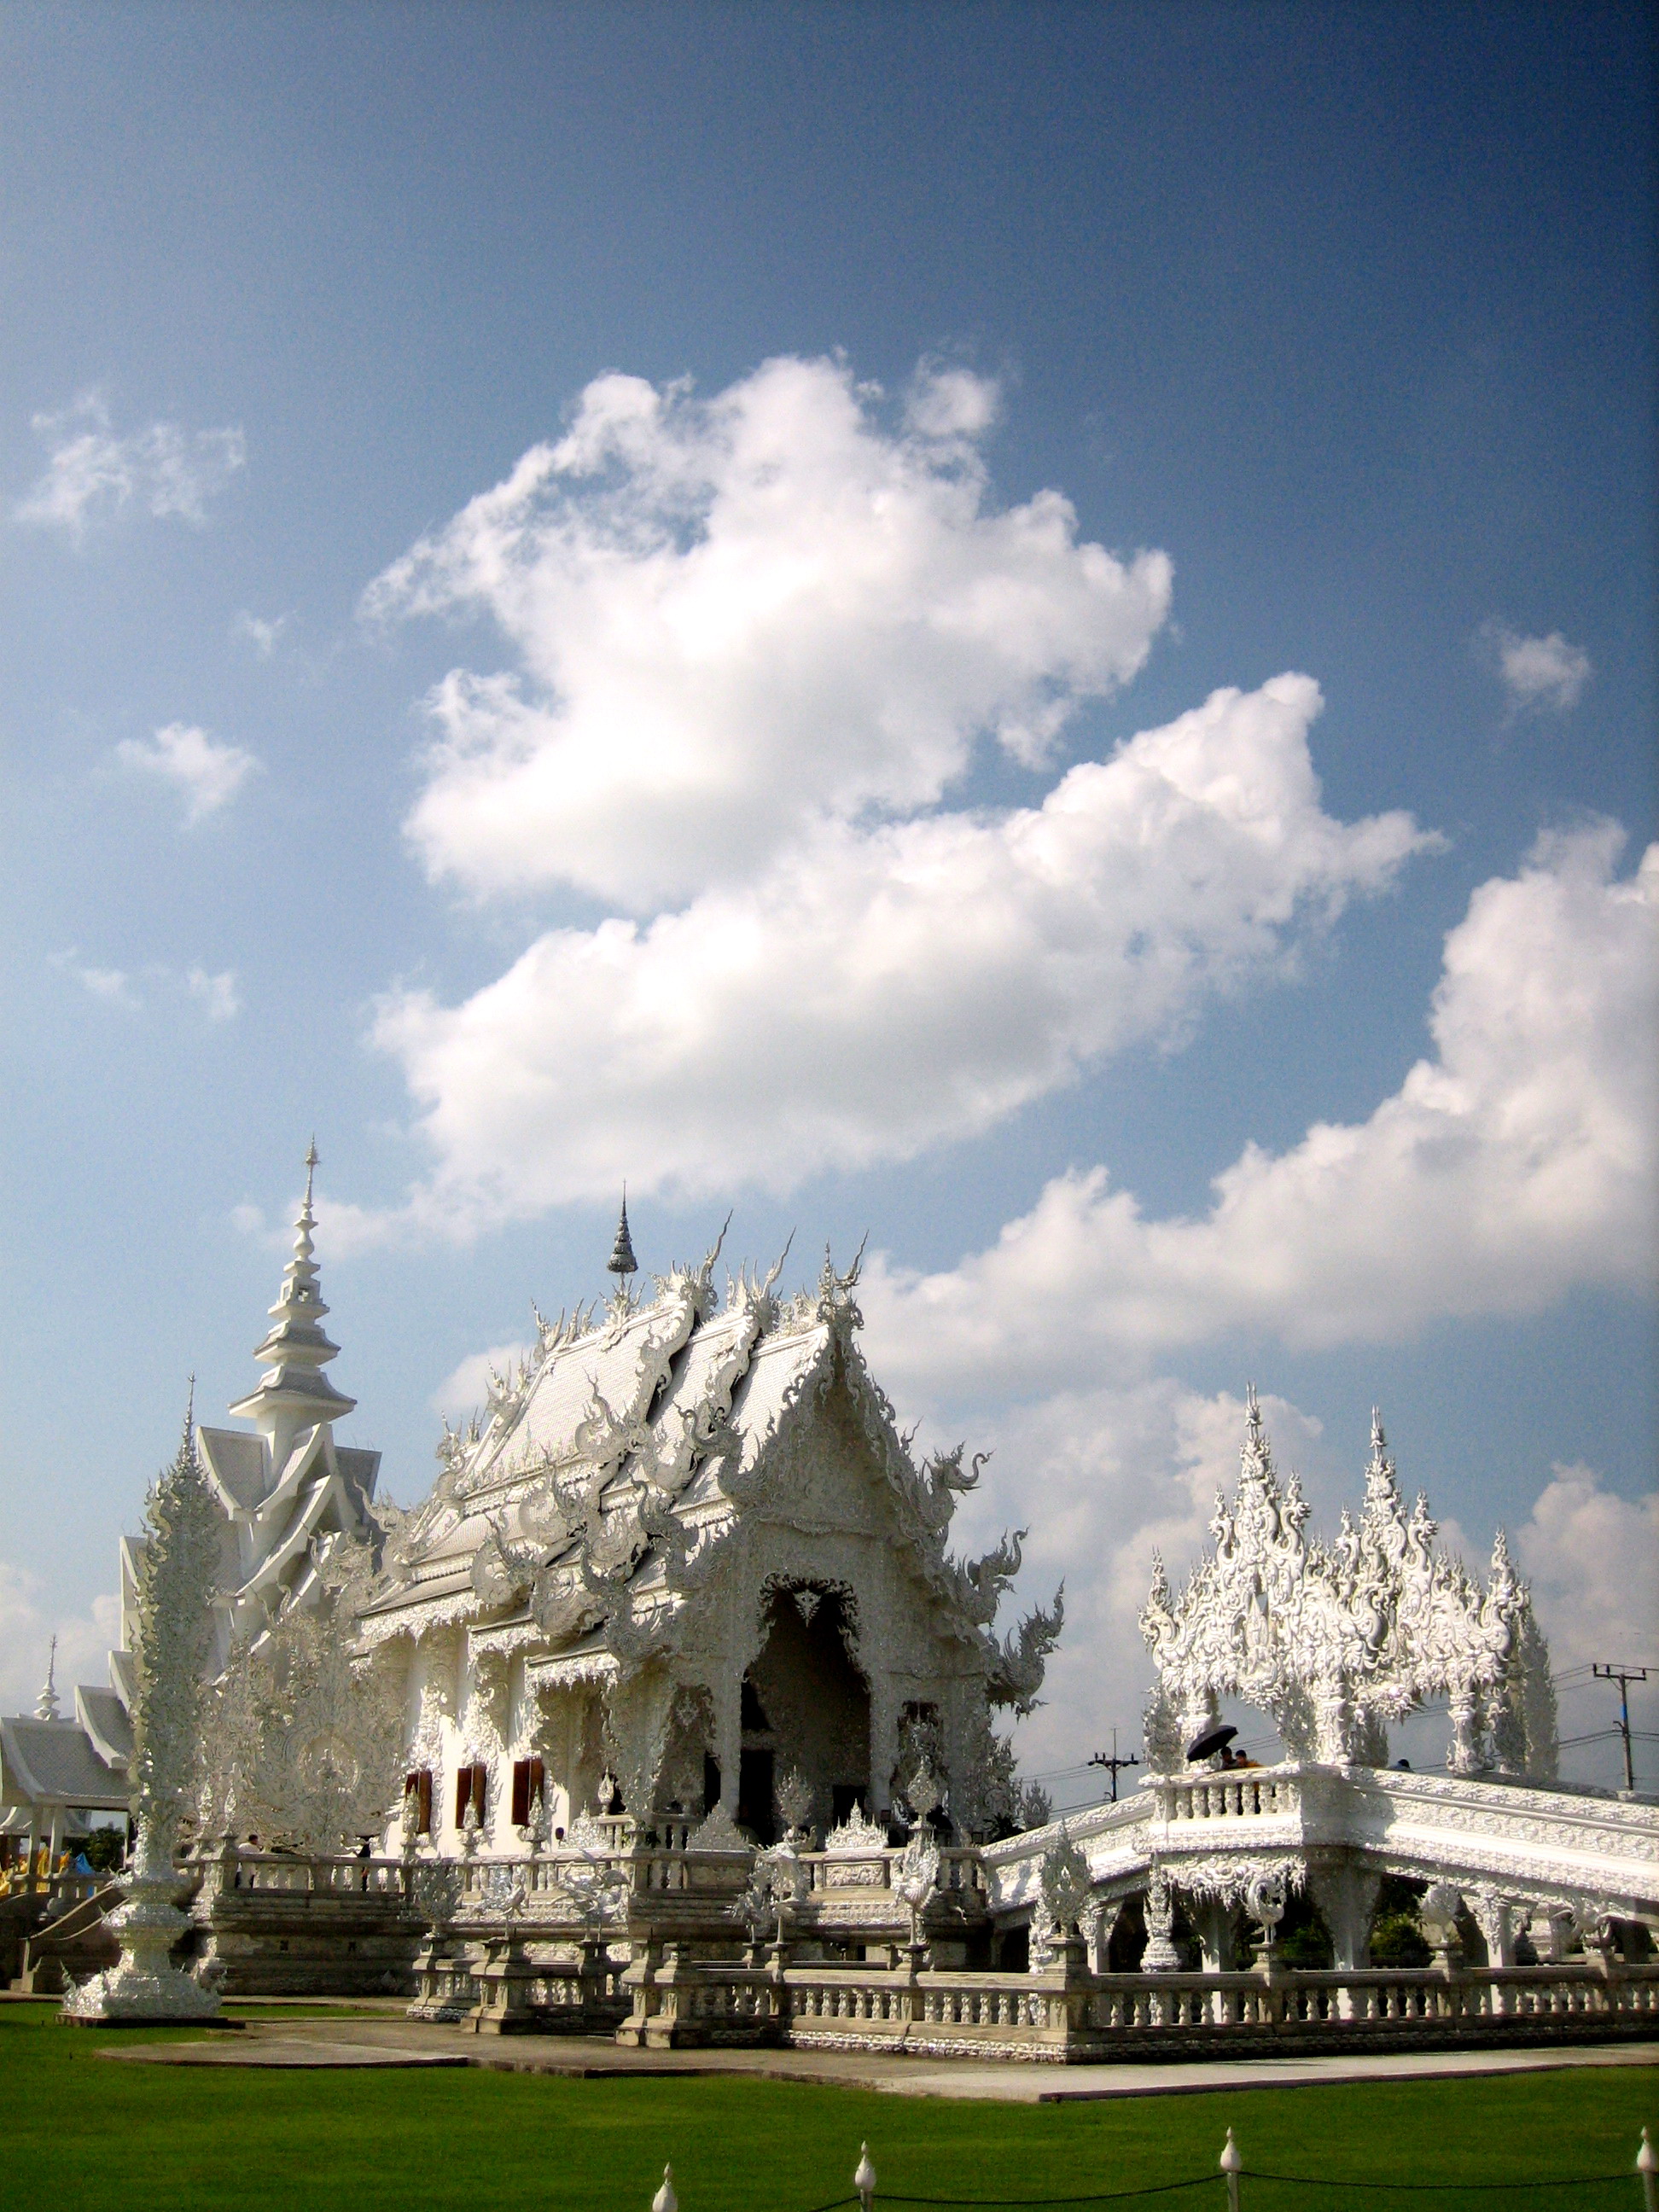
<box><xmin>3</xmin><ymin>2006</ymin><xmax>1652</xmax><ymax>2212</ymax></box>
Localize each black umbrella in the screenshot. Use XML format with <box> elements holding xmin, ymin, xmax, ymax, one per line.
<box><xmin>1185</xmin><ymin>1723</ymin><xmax>1238</xmax><ymax>1762</ymax></box>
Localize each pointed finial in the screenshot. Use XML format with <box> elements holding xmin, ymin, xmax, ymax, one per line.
<box><xmin>184</xmin><ymin>1371</ymin><xmax>195</xmax><ymax>1447</ymax></box>
<box><xmin>1240</xmin><ymin>1383</ymin><xmax>1274</xmax><ymax>1481</ymax></box>
<box><xmin>652</xmin><ymin>2166</ymin><xmax>678</xmax><ymax>2212</ymax></box>
<box><xmin>1636</xmin><ymin>2127</ymin><xmax>1656</xmax><ymax>2178</ymax></box>
<box><xmin>303</xmin><ymin>1137</ymin><xmax>319</xmax><ymax>1215</ymax></box>
<box><xmin>1220</xmin><ymin>2129</ymin><xmax>1242</xmax><ymax>2174</ymax></box>
<box><xmin>35</xmin><ymin>1634</ymin><xmax>59</xmax><ymax>1720</ymax></box>
<box><xmin>607</xmin><ymin>1189</ymin><xmax>638</xmax><ymax>1278</ymax></box>
<box><xmin>855</xmin><ymin>2145</ymin><xmax>877</xmax><ymax>2212</ymax></box>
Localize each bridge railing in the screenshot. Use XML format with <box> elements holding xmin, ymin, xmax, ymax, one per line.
<box><xmin>614</xmin><ymin>1949</ymin><xmax>1659</xmax><ymax>2055</ymax></box>
<box><xmin>1152</xmin><ymin>1773</ymin><xmax>1299</xmax><ymax>1822</ymax></box>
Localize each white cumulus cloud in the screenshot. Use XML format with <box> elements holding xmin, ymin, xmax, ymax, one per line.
<box><xmin>233</xmin><ymin>609</ymin><xmax>289</xmax><ymax>658</ymax></box>
<box><xmin>15</xmin><ymin>391</ymin><xmax>245</xmax><ymax>538</ymax></box>
<box><xmin>370</xmin><ymin>674</ymin><xmax>1430</xmax><ymax>1228</ymax></box>
<box><xmin>187</xmin><ymin>966</ymin><xmax>242</xmax><ymax>1022</ymax></box>
<box><xmin>1515</xmin><ymin>1463</ymin><xmax>1659</xmax><ymax>1676</ymax></box>
<box><xmin>364</xmin><ymin>353</ymin><xmax>1174</xmax><ymax>909</ymax></box>
<box><xmin>1481</xmin><ymin>622</ymin><xmax>1593</xmax><ymax>715</ymax></box>
<box><xmin>863</xmin><ymin>824</ymin><xmax>1658</xmax><ymax>1393</ymax></box>
<box><xmin>0</xmin><ymin>1560</ymin><xmax>121</xmax><ymax>1717</ymax></box>
<box><xmin>116</xmin><ymin>722</ymin><xmax>260</xmax><ymax>825</ymax></box>
<box><xmin>431</xmin><ymin>1339</ymin><xmax>534</xmax><ymax>1422</ymax></box>
<box><xmin>71</xmin><ymin>962</ymin><xmax>141</xmax><ymax>1011</ymax></box>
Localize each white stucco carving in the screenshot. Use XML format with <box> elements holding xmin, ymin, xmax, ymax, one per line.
<box><xmin>67</xmin><ymin>1416</ymin><xmax>223</xmax><ymax>2021</ymax></box>
<box><xmin>1139</xmin><ymin>1394</ymin><xmax>1557</xmax><ymax>1777</ymax></box>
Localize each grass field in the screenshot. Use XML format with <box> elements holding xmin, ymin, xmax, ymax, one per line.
<box><xmin>3</xmin><ymin>2006</ymin><xmax>1653</xmax><ymax>2212</ymax></box>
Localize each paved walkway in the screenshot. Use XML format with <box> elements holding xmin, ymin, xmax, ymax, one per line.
<box><xmin>103</xmin><ymin>2018</ymin><xmax>1659</xmax><ymax>2103</ymax></box>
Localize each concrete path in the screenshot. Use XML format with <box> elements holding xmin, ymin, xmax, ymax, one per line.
<box><xmin>102</xmin><ymin>2018</ymin><xmax>1659</xmax><ymax>2102</ymax></box>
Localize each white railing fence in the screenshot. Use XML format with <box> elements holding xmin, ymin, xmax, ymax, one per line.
<box><xmin>613</xmin><ymin>1950</ymin><xmax>1659</xmax><ymax>2056</ymax></box>
<box><xmin>640</xmin><ymin>2133</ymin><xmax>1659</xmax><ymax>2212</ymax></box>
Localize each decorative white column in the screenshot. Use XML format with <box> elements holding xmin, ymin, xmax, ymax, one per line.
<box><xmin>67</xmin><ymin>1409</ymin><xmax>222</xmax><ymax>2023</ymax></box>
<box><xmin>66</xmin><ymin>1815</ymin><xmax>220</xmax><ymax>2022</ymax></box>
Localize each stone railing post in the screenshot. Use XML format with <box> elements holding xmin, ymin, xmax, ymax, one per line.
<box><xmin>643</xmin><ymin>1941</ymin><xmax>684</xmax><ymax>2049</ymax></box>
<box><xmin>1637</xmin><ymin>2127</ymin><xmax>1656</xmax><ymax>2212</ymax></box>
<box><xmin>895</xmin><ymin>1939</ymin><xmax>927</xmax><ymax>2025</ymax></box>
<box><xmin>579</xmin><ymin>1934</ymin><xmax>613</xmax><ymax>2023</ymax></box>
<box><xmin>855</xmin><ymin>2143</ymin><xmax>876</xmax><ymax>2212</ymax></box>
<box><xmin>471</xmin><ymin>1928</ymin><xmax>536</xmax><ymax>2036</ymax></box>
<box><xmin>1220</xmin><ymin>2130</ymin><xmax>1241</xmax><ymax>2212</ymax></box>
<box><xmin>616</xmin><ymin>1935</ymin><xmax>664</xmax><ymax>2046</ymax></box>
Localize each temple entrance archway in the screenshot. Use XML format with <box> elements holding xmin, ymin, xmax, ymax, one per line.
<box><xmin>740</xmin><ymin>1584</ymin><xmax>871</xmax><ymax>1844</ymax></box>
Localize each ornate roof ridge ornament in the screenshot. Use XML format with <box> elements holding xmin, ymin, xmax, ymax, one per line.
<box><xmin>816</xmin><ymin>1234</ymin><xmax>868</xmax><ymax>1330</ymax></box>
<box><xmin>726</xmin><ymin>1230</ymin><xmax>795</xmax><ymax>1330</ymax></box>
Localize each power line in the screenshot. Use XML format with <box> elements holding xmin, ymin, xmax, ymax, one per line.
<box><xmin>1088</xmin><ymin>1728</ymin><xmax>1141</xmax><ymax>1803</ymax></box>
<box><xmin>1592</xmin><ymin>1662</ymin><xmax>1650</xmax><ymax>1792</ymax></box>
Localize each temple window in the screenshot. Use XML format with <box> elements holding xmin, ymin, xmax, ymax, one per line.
<box><xmin>404</xmin><ymin>1768</ymin><xmax>433</xmax><ymax>1835</ymax></box>
<box><xmin>455</xmin><ymin>1761</ymin><xmax>488</xmax><ymax>1827</ymax></box>
<box><xmin>509</xmin><ymin>1755</ymin><xmax>545</xmax><ymax>1826</ymax></box>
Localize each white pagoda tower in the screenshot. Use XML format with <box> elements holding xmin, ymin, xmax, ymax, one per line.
<box><xmin>111</xmin><ymin>1145</ymin><xmax>383</xmax><ymax>1695</ymax></box>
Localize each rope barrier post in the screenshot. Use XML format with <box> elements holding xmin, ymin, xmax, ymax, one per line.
<box><xmin>1220</xmin><ymin>2130</ymin><xmax>1242</xmax><ymax>2212</ymax></box>
<box><xmin>652</xmin><ymin>2164</ymin><xmax>678</xmax><ymax>2212</ymax></box>
<box><xmin>1638</xmin><ymin>2127</ymin><xmax>1656</xmax><ymax>2212</ymax></box>
<box><xmin>856</xmin><ymin>2143</ymin><xmax>878</xmax><ymax>2212</ymax></box>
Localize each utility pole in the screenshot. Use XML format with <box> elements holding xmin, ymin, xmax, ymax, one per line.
<box><xmin>1089</xmin><ymin>1727</ymin><xmax>1141</xmax><ymax>1803</ymax></box>
<box><xmin>1592</xmin><ymin>1662</ymin><xmax>1649</xmax><ymax>1794</ymax></box>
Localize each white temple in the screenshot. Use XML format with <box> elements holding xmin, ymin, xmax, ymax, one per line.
<box><xmin>5</xmin><ymin>1151</ymin><xmax>1655</xmax><ymax>2052</ymax></box>
<box><xmin>359</xmin><ymin>1210</ymin><xmax>1060</xmax><ymax>1854</ymax></box>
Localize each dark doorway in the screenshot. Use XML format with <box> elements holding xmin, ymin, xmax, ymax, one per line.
<box><xmin>742</xmin><ymin>1586</ymin><xmax>871</xmax><ymax>1838</ymax></box>
<box><xmin>701</xmin><ymin>1754</ymin><xmax>721</xmax><ymax>1816</ymax></box>
<box><xmin>739</xmin><ymin>1747</ymin><xmax>775</xmax><ymax>1842</ymax></box>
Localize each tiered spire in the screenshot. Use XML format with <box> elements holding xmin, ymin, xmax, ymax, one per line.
<box><xmin>229</xmin><ymin>1141</ymin><xmax>356</xmax><ymax>1458</ymax></box>
<box><xmin>34</xmin><ymin>1634</ymin><xmax>59</xmax><ymax>1721</ymax></box>
<box><xmin>607</xmin><ymin>1190</ymin><xmax>638</xmax><ymax>1279</ymax></box>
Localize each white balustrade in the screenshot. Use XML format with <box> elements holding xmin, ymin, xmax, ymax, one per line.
<box><xmin>618</xmin><ymin>1950</ymin><xmax>1659</xmax><ymax>2057</ymax></box>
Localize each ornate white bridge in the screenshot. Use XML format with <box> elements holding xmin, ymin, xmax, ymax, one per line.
<box><xmin>987</xmin><ymin>1761</ymin><xmax>1659</xmax><ymax>1968</ymax></box>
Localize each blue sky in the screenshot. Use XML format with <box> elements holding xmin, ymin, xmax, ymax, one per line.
<box><xmin>3</xmin><ymin>3</ymin><xmax>1653</xmax><ymax>1788</ymax></box>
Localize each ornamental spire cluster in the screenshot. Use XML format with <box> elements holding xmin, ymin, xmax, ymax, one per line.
<box><xmin>1140</xmin><ymin>1397</ymin><xmax>1556</xmax><ymax>1779</ymax></box>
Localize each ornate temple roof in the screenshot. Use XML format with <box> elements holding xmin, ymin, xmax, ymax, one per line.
<box><xmin>0</xmin><ymin>1714</ymin><xmax>128</xmax><ymax>1813</ymax></box>
<box><xmin>362</xmin><ymin>1234</ymin><xmax>1059</xmax><ymax>1711</ymax></box>
<box><xmin>363</xmin><ymin>1240</ymin><xmax>845</xmax><ymax>1630</ymax></box>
